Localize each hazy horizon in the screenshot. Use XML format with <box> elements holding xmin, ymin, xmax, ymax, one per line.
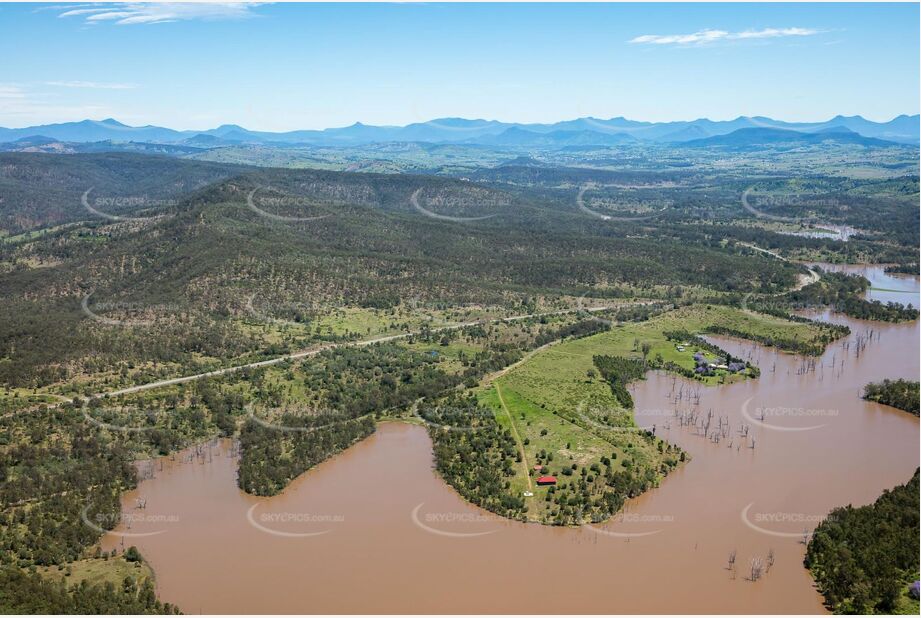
<box><xmin>1</xmin><ymin>111</ymin><xmax>919</xmax><ymax>133</ymax></box>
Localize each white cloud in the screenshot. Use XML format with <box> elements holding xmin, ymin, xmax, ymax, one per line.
<box><xmin>734</xmin><ymin>27</ymin><xmax>818</xmax><ymax>40</ymax></box>
<box><xmin>58</xmin><ymin>2</ymin><xmax>265</xmax><ymax>26</ymax></box>
<box><xmin>57</xmin><ymin>8</ymin><xmax>113</xmax><ymax>18</ymax></box>
<box><xmin>630</xmin><ymin>27</ymin><xmax>820</xmax><ymax>46</ymax></box>
<box><xmin>45</xmin><ymin>81</ymin><xmax>138</xmax><ymax>90</ymax></box>
<box><xmin>0</xmin><ymin>83</ymin><xmax>118</xmax><ymax>126</ymax></box>
<box><xmin>0</xmin><ymin>85</ymin><xmax>28</xmax><ymax>100</ymax></box>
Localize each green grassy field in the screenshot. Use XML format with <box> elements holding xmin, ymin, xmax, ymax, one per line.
<box><xmin>475</xmin><ymin>305</ymin><xmax>835</xmax><ymax>522</ymax></box>
<box><xmin>38</xmin><ymin>555</ymin><xmax>155</xmax><ymax>589</ymax></box>
<box><xmin>488</xmin><ymin>304</ymin><xmax>795</xmax><ymax>413</ymax></box>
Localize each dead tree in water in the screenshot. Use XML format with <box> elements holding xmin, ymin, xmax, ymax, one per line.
<box><xmin>854</xmin><ymin>331</ymin><xmax>873</xmax><ymax>358</ymax></box>
<box><xmin>749</xmin><ymin>557</ymin><xmax>765</xmax><ymax>582</ymax></box>
<box><xmin>727</xmin><ymin>549</ymin><xmax>737</xmax><ymax>571</ymax></box>
<box><xmin>138</xmin><ymin>461</ymin><xmax>155</xmax><ymax>481</ymax></box>
<box><xmin>766</xmin><ymin>548</ymin><xmax>775</xmax><ymax>572</ymax></box>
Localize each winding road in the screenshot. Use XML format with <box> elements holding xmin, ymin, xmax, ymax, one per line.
<box><xmin>737</xmin><ymin>241</ymin><xmax>820</xmax><ymax>290</ymax></box>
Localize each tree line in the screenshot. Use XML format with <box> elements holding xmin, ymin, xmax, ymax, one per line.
<box><xmin>805</xmin><ymin>470</ymin><xmax>919</xmax><ymax>614</ymax></box>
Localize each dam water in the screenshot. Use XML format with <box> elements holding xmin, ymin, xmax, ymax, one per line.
<box><xmin>102</xmin><ymin>265</ymin><xmax>919</xmax><ymax>613</ymax></box>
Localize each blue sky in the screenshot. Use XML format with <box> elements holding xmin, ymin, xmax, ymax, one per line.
<box><xmin>0</xmin><ymin>2</ymin><xmax>918</xmax><ymax>130</ymax></box>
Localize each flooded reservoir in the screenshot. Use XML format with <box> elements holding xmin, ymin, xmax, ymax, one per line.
<box><xmin>103</xmin><ymin>265</ymin><xmax>919</xmax><ymax>614</ymax></box>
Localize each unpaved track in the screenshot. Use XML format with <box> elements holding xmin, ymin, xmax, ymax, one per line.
<box><xmin>494</xmin><ymin>382</ymin><xmax>533</xmax><ymax>492</ymax></box>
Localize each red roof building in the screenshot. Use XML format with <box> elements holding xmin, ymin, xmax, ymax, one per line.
<box><xmin>536</xmin><ymin>476</ymin><xmax>557</xmax><ymax>486</ymax></box>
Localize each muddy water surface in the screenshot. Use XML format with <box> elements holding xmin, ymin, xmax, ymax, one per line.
<box><xmin>103</xmin><ymin>266</ymin><xmax>919</xmax><ymax>614</ymax></box>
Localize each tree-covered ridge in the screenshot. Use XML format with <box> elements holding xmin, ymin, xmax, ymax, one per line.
<box><xmin>862</xmin><ymin>380</ymin><xmax>920</xmax><ymax>416</ymax></box>
<box><xmin>0</xmin><ymin>152</ymin><xmax>245</xmax><ymax>233</ymax></box>
<box><xmin>805</xmin><ymin>470</ymin><xmax>920</xmax><ymax>614</ymax></box>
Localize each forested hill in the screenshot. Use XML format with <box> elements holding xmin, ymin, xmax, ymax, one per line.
<box><xmin>0</xmin><ymin>152</ymin><xmax>530</xmax><ymax>233</ymax></box>
<box><xmin>3</xmin><ymin>164</ymin><xmax>800</xmax><ymax>309</ymax></box>
<box><xmin>0</xmin><ymin>156</ymin><xmax>804</xmax><ymax>388</ymax></box>
<box><xmin>0</xmin><ymin>152</ymin><xmax>248</xmax><ymax>232</ymax></box>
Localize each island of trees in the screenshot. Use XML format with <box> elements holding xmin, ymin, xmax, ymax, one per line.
<box><xmin>862</xmin><ymin>379</ymin><xmax>920</xmax><ymax>416</ymax></box>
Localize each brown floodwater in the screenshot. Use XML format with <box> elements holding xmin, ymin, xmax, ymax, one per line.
<box><xmin>102</xmin><ymin>265</ymin><xmax>919</xmax><ymax>614</ymax></box>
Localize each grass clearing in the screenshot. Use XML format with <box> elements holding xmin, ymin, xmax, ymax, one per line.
<box><xmin>38</xmin><ymin>555</ymin><xmax>155</xmax><ymax>589</ymax></box>
<box><xmin>475</xmin><ymin>304</ymin><xmax>835</xmax><ymax>522</ymax></box>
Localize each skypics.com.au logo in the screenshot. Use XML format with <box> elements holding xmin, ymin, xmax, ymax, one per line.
<box><xmin>740</xmin><ymin>186</ymin><xmax>839</xmax><ymax>223</ymax></box>
<box><xmin>410</xmin><ymin>187</ymin><xmax>509</xmax><ymax>223</ymax></box>
<box><xmin>82</xmin><ymin>188</ymin><xmax>175</xmax><ymax>222</ymax></box>
<box><xmin>81</xmin><ymin>292</ymin><xmax>180</xmax><ymax>328</ymax></box>
<box><xmin>246</xmin><ymin>186</ymin><xmax>334</xmax><ymax>223</ymax></box>
<box><xmin>576</xmin><ymin>184</ymin><xmax>668</xmax><ymax>222</ymax></box>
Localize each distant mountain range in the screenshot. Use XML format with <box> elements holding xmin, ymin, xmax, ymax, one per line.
<box><xmin>682</xmin><ymin>126</ymin><xmax>903</xmax><ymax>149</ymax></box>
<box><xmin>0</xmin><ymin>114</ymin><xmax>917</xmax><ymax>148</ymax></box>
